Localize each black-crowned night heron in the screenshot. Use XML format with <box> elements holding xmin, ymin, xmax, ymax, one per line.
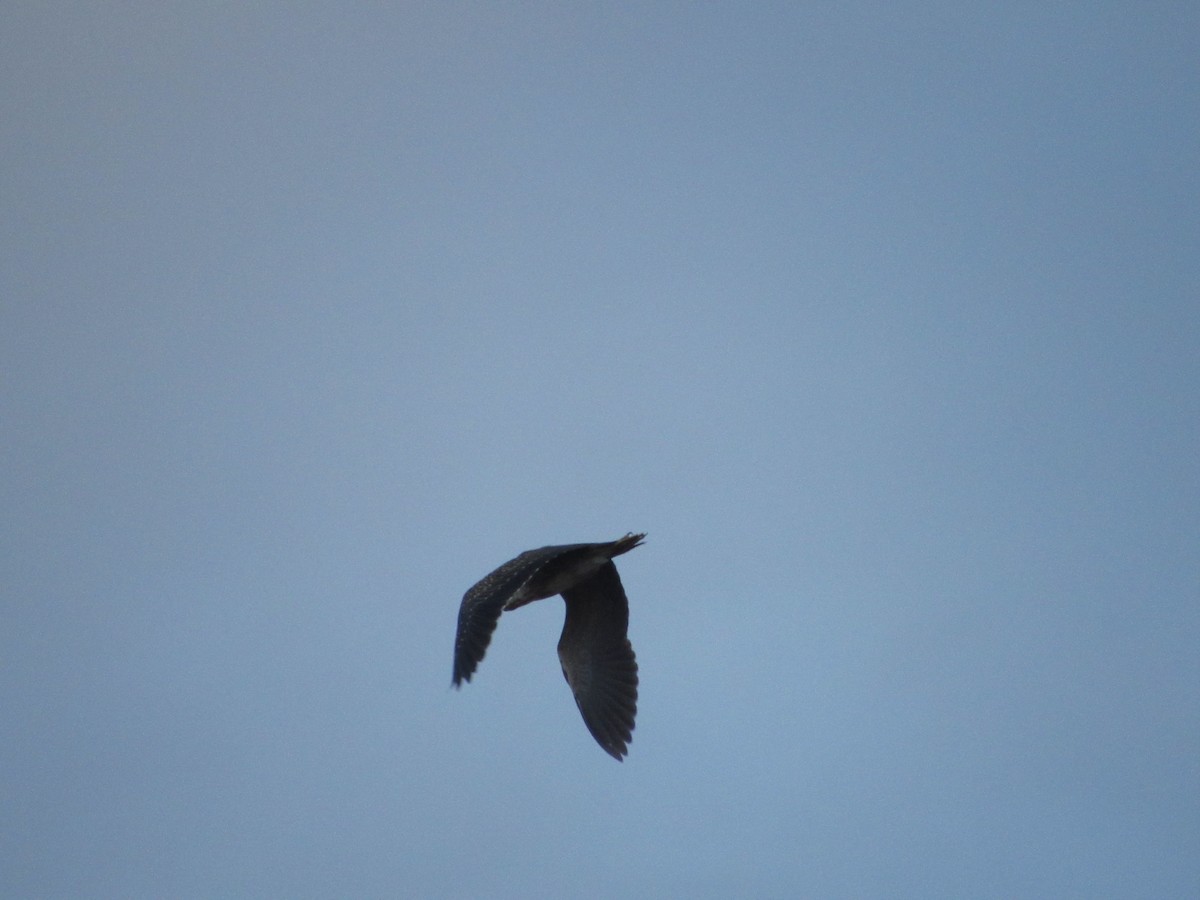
<box><xmin>452</xmin><ymin>533</ymin><xmax>645</xmax><ymax>761</ymax></box>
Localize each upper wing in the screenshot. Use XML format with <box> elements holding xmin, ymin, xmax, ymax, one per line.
<box><xmin>452</xmin><ymin>544</ymin><xmax>581</xmax><ymax>686</ymax></box>
<box><xmin>557</xmin><ymin>561</ymin><xmax>639</xmax><ymax>760</ymax></box>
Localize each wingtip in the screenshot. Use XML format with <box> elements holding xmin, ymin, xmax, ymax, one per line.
<box><xmin>601</xmin><ymin>737</ymin><xmax>630</xmax><ymax>761</ymax></box>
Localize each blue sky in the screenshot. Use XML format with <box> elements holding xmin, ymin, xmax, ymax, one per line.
<box><xmin>3</xmin><ymin>3</ymin><xmax>1197</xmax><ymax>897</ymax></box>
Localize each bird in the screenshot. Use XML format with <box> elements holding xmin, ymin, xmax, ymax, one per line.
<box><xmin>452</xmin><ymin>533</ymin><xmax>645</xmax><ymax>761</ymax></box>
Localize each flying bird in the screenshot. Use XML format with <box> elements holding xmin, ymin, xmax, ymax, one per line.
<box><xmin>452</xmin><ymin>533</ymin><xmax>645</xmax><ymax>761</ymax></box>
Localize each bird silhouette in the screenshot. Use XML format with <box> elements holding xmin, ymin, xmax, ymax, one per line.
<box><xmin>452</xmin><ymin>533</ymin><xmax>644</xmax><ymax>760</ymax></box>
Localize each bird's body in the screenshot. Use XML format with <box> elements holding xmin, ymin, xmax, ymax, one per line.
<box><xmin>452</xmin><ymin>533</ymin><xmax>644</xmax><ymax>760</ymax></box>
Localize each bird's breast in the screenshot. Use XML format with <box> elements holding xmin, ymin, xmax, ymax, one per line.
<box><xmin>503</xmin><ymin>552</ymin><xmax>609</xmax><ymax>610</ymax></box>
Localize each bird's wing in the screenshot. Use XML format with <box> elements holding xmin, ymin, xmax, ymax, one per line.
<box><xmin>452</xmin><ymin>544</ymin><xmax>582</xmax><ymax>686</ymax></box>
<box><xmin>558</xmin><ymin>561</ymin><xmax>639</xmax><ymax>760</ymax></box>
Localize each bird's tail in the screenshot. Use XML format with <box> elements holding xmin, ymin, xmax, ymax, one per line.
<box><xmin>609</xmin><ymin>532</ymin><xmax>646</xmax><ymax>557</ymax></box>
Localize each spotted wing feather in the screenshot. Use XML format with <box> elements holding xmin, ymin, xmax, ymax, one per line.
<box><xmin>452</xmin><ymin>544</ymin><xmax>585</xmax><ymax>686</ymax></box>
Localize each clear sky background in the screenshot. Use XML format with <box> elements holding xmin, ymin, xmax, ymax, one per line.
<box><xmin>3</xmin><ymin>4</ymin><xmax>1197</xmax><ymax>898</ymax></box>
